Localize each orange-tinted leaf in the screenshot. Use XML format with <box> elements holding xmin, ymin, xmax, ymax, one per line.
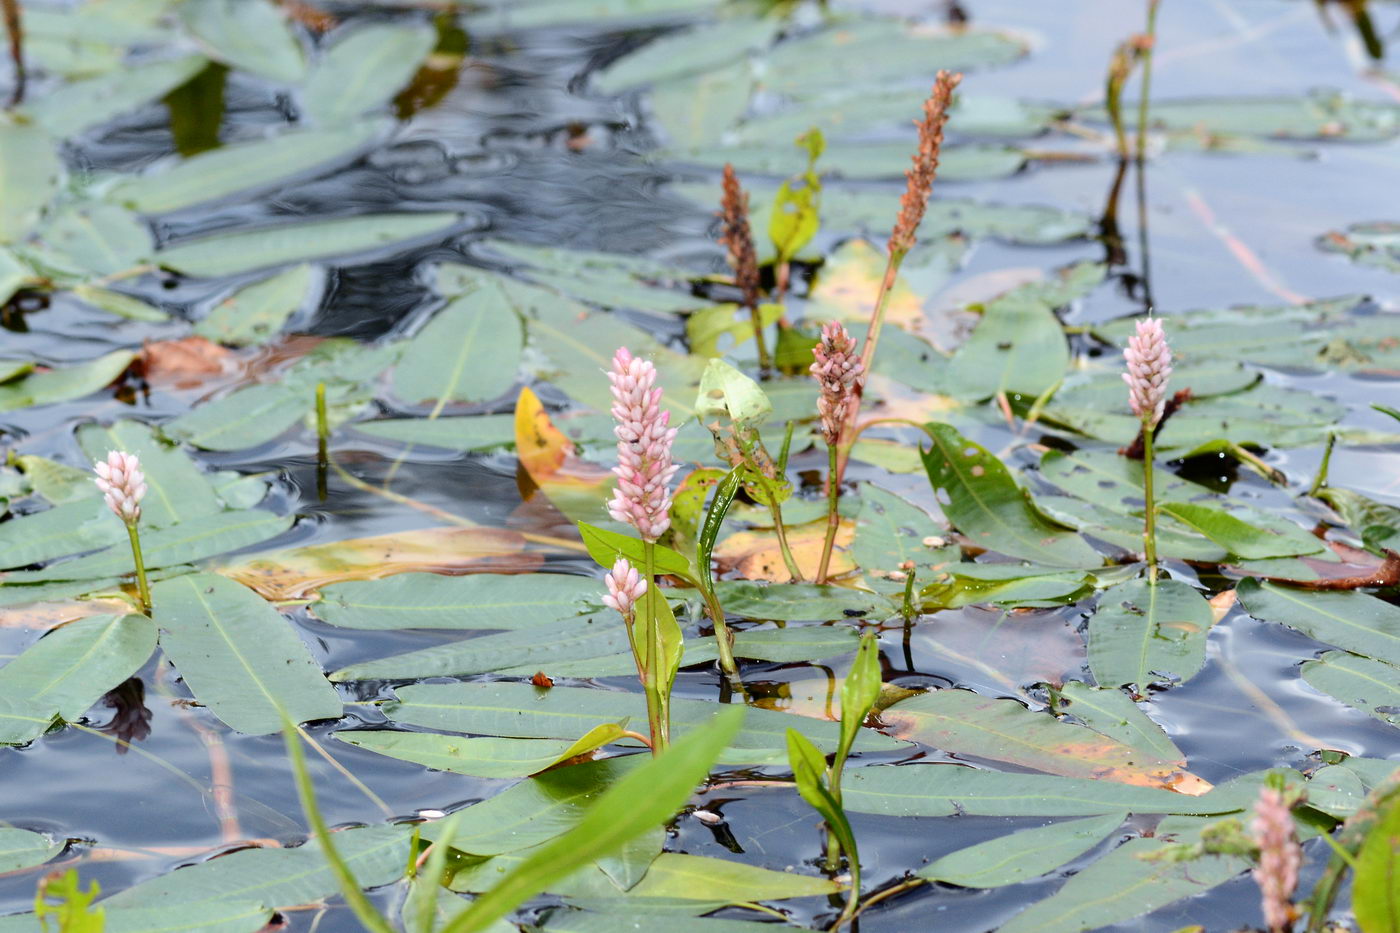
<box><xmin>713</xmin><ymin>518</ymin><xmax>855</xmax><ymax>582</ymax></box>
<box><xmin>141</xmin><ymin>337</ymin><xmax>239</xmax><ymax>388</ymax></box>
<box><xmin>513</xmin><ymin>386</ymin><xmax>611</xmax><ymax>523</ymax></box>
<box><xmin>0</xmin><ymin>597</ymin><xmax>131</xmax><ymax>630</ymax></box>
<box><xmin>880</xmin><ymin>688</ymin><xmax>1211</xmax><ymax>793</ymax></box>
<box><xmin>218</xmin><ymin>526</ymin><xmax>532</xmax><ymax>599</ymax></box>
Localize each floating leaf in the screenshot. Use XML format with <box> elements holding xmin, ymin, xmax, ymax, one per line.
<box><xmin>313</xmin><ymin>572</ymin><xmax>599</xmax><ymax>630</ymax></box>
<box><xmin>384</xmin><ymin>682</ymin><xmax>907</xmax><ymax>762</ymax></box>
<box><xmin>105</xmin><ymin>825</ymin><xmax>411</xmax><ymax>909</ymax></box>
<box><xmin>918</xmin><ymin>812</ymin><xmax>1125</xmax><ymax>887</ymax></box>
<box><xmin>920</xmin><ymin>564</ymin><xmax>1092</xmax><ymax>610</ymax></box>
<box><xmin>334</xmin><ymin>731</ymin><xmax>589</xmax><ymax>780</ymax></box>
<box><xmin>0</xmin><ymin>351</ymin><xmax>134</xmax><ymax>414</ymax></box>
<box><xmin>181</xmin><ymin>0</ymin><xmax>304</xmax><ymax>84</ymax></box>
<box><xmin>651</xmin><ymin>61</ymin><xmax>753</xmax><ymax>150</ymax></box>
<box><xmin>32</xmin><ymin>54</ymin><xmax>209</xmax><ymax>138</ymax></box>
<box><xmin>0</xmin><ymin>123</ymin><xmax>61</xmax><ymax>243</ymax></box>
<box><xmin>1088</xmin><ymin>579</ymin><xmax>1214</xmax><ymax>690</ymax></box>
<box><xmin>712</xmin><ymin>515</ymin><xmax>856</xmax><ymax>582</ymax></box>
<box><xmin>396</xmin><ymin>292</ymin><xmax>522</xmax><ymax>406</ymax></box>
<box><xmin>193</xmin><ymin>264</ymin><xmax>315</xmax><ymax>346</ymax></box>
<box><xmin>1054</xmin><ymin>682</ymin><xmax>1183</xmax><ymax>764</ymax></box>
<box><xmin>712</xmin><ymin>581</ymin><xmax>885</xmax><ymax>621</ymax></box>
<box><xmin>1237</xmin><ymin>579</ymin><xmax>1400</xmax><ymax>667</ymax></box>
<box><xmin>995</xmin><ymin>837</ymin><xmax>1247</xmax><ymax>933</ymax></box>
<box><xmin>110</xmin><ymin>123</ymin><xmax>387</xmax><ymax>214</ymax></box>
<box><xmin>1112</xmin><ymin>91</ymin><xmax>1400</xmax><ymax>142</ymax></box>
<box><xmin>351</xmin><ymin>414</ymin><xmax>517</xmax><ymax>452</ymax></box>
<box><xmin>851</xmin><ymin>483</ymin><xmax>944</xmax><ymax>575</ymax></box>
<box><xmin>0</xmin><ymin>497</ymin><xmax>124</xmax><ymax>571</ymax></box>
<box><xmin>0</xmin><ymin>828</ymin><xmax>61</xmax><ymax>873</ymax></box>
<box><xmin>593</xmin><ymin>18</ymin><xmax>773</xmax><ymax>93</ymax></box>
<box><xmin>1158</xmin><ymin>502</ymin><xmax>1322</xmax><ymax>560</ymax></box>
<box><xmin>880</xmin><ymin>689</ymin><xmax>1206</xmax><ymax>790</ymax></box>
<box><xmin>152</xmin><ymin>574</ymin><xmax>341</xmax><ymax>734</ymax></box>
<box><xmin>1301</xmin><ymin>651</ymin><xmax>1400</xmax><ymax>727</ymax></box>
<box><xmin>841</xmin><ymin>764</ymin><xmax>1245</xmax><ymax>817</ymax></box>
<box><xmin>158</xmin><ymin>213</ymin><xmax>460</xmax><ymax>278</ymax></box>
<box><xmin>921</xmin><ymin>422</ymin><xmax>1101</xmax><ymax>567</ymax></box>
<box><xmin>165</xmin><ymin>384</ymin><xmax>307</xmax><ymax>452</ymax></box>
<box><xmin>515</xmin><ymin>388</ymin><xmax>612</xmax><ymax>524</ymax></box>
<box><xmin>664</xmin><ymin>141</ymin><xmax>1029</xmax><ymax>182</ymax></box>
<box><xmin>910</xmin><ymin>606</ymin><xmax>1084</xmax><ymax>691</ymax></box>
<box><xmin>302</xmin><ymin>24</ymin><xmax>435</xmax><ymax>124</ymax></box>
<box><xmin>1319</xmin><ymin>221</ymin><xmax>1400</xmax><ymax>275</ymax></box>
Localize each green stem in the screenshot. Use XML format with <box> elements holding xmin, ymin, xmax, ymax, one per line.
<box><xmin>126</xmin><ymin>522</ymin><xmax>151</xmax><ymax>613</ymax></box>
<box><xmin>768</xmin><ymin>497</ymin><xmax>804</xmax><ymax>582</ymax></box>
<box><xmin>643</xmin><ymin>542</ymin><xmax>668</xmax><ymax>755</ymax></box>
<box><xmin>1135</xmin><ymin>0</ymin><xmax>1161</xmax><ymax>164</ymax></box>
<box><xmin>701</xmin><ymin>586</ymin><xmax>742</xmax><ymax>689</ymax></box>
<box><xmin>315</xmin><ymin>381</ymin><xmax>329</xmax><ymax>501</ymax></box>
<box><xmin>748</xmin><ymin>302</ymin><xmax>772</xmax><ymax>374</ymax></box>
<box><xmin>1142</xmin><ymin>421</ymin><xmax>1158</xmax><ymax>583</ymax></box>
<box><xmin>1308</xmin><ymin>431</ymin><xmax>1336</xmax><ymax>497</ymax></box>
<box><xmin>900</xmin><ymin>568</ymin><xmax>917</xmax><ymax>622</ymax></box>
<box><xmin>834</xmin><ymin>248</ymin><xmax>907</xmax><ymax>484</ymax></box>
<box><xmin>817</xmin><ymin>443</ymin><xmax>841</xmax><ymax>584</ymax></box>
<box><xmin>282</xmin><ymin>722</ymin><xmax>397</xmax><ymax>933</ymax></box>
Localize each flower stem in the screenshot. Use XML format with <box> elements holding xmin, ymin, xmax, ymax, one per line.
<box><xmin>1135</xmin><ymin>0</ymin><xmax>1162</xmax><ymax>165</ymax></box>
<box><xmin>834</xmin><ymin>248</ymin><xmax>906</xmax><ymax>484</ymax></box>
<box><xmin>768</xmin><ymin>498</ymin><xmax>804</xmax><ymax>582</ymax></box>
<box><xmin>1141</xmin><ymin>421</ymin><xmax>1158</xmax><ymax>582</ymax></box>
<box><xmin>643</xmin><ymin>542</ymin><xmax>668</xmax><ymax>755</ymax></box>
<box><xmin>748</xmin><ymin>303</ymin><xmax>772</xmax><ymax>374</ymax></box>
<box><xmin>315</xmin><ymin>381</ymin><xmax>329</xmax><ymax>501</ymax></box>
<box><xmin>701</xmin><ymin>586</ymin><xmax>742</xmax><ymax>688</ymax></box>
<box><xmin>126</xmin><ymin>521</ymin><xmax>151</xmax><ymax>613</ymax></box>
<box><xmin>817</xmin><ymin>443</ymin><xmax>841</xmax><ymax>584</ymax></box>
<box><xmin>1307</xmin><ymin>431</ymin><xmax>1336</xmax><ymax>497</ymax></box>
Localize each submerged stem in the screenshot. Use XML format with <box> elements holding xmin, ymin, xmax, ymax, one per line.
<box><xmin>126</xmin><ymin>522</ymin><xmax>151</xmax><ymax>613</ymax></box>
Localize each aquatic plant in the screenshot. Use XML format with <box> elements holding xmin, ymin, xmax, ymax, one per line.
<box><xmin>1251</xmin><ymin>786</ymin><xmax>1301</xmax><ymax>933</ymax></box>
<box><xmin>811</xmin><ymin>320</ymin><xmax>864</xmax><ymax>584</ymax></box>
<box><xmin>1123</xmin><ymin>316</ymin><xmax>1172</xmax><ymax>580</ymax></box>
<box><xmin>93</xmin><ymin>450</ymin><xmax>151</xmax><ymax>611</ymax></box>
<box><xmin>720</xmin><ymin>164</ymin><xmax>770</xmax><ymax>372</ymax></box>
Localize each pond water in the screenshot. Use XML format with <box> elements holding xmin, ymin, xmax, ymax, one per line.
<box><xmin>1</xmin><ymin>0</ymin><xmax>1399</xmax><ymax>931</ymax></box>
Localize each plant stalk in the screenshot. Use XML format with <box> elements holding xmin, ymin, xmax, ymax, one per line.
<box><xmin>817</xmin><ymin>443</ymin><xmax>841</xmax><ymax>584</ymax></box>
<box><xmin>701</xmin><ymin>586</ymin><xmax>741</xmax><ymax>687</ymax></box>
<box><xmin>834</xmin><ymin>248</ymin><xmax>906</xmax><ymax>484</ymax></box>
<box><xmin>1307</xmin><ymin>431</ymin><xmax>1336</xmax><ymax>497</ymax></box>
<box><xmin>748</xmin><ymin>303</ymin><xmax>772</xmax><ymax>374</ymax></box>
<box><xmin>643</xmin><ymin>542</ymin><xmax>668</xmax><ymax>755</ymax></box>
<box><xmin>126</xmin><ymin>522</ymin><xmax>151</xmax><ymax>613</ymax></box>
<box><xmin>1135</xmin><ymin>0</ymin><xmax>1161</xmax><ymax>165</ymax></box>
<box><xmin>315</xmin><ymin>381</ymin><xmax>329</xmax><ymax>501</ymax></box>
<box><xmin>1142</xmin><ymin>421</ymin><xmax>1158</xmax><ymax>582</ymax></box>
<box><xmin>767</xmin><ymin>498</ymin><xmax>804</xmax><ymax>582</ymax></box>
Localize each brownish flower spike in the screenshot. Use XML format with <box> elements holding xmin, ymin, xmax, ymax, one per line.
<box><xmin>889</xmin><ymin>70</ymin><xmax>962</xmax><ymax>256</ymax></box>
<box><xmin>719</xmin><ymin>164</ymin><xmax>762</xmax><ymax>311</ymax></box>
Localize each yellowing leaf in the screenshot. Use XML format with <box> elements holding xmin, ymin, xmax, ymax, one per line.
<box><xmin>514</xmin><ymin>386</ymin><xmax>611</xmax><ymax>524</ymax></box>
<box><xmin>217</xmin><ymin>527</ymin><xmax>530</xmax><ymax>599</ymax></box>
<box><xmin>713</xmin><ymin>518</ymin><xmax>855</xmax><ymax>582</ymax></box>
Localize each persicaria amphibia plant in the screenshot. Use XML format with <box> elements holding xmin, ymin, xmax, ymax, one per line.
<box><xmin>1250</xmin><ymin>786</ymin><xmax>1300</xmax><ymax>933</ymax></box>
<box><xmin>811</xmin><ymin>321</ymin><xmax>864</xmax><ymax>584</ymax></box>
<box><xmin>1124</xmin><ymin>317</ymin><xmax>1172</xmax><ymax>581</ymax></box>
<box><xmin>94</xmin><ymin>450</ymin><xmax>151</xmax><ymax>612</ymax></box>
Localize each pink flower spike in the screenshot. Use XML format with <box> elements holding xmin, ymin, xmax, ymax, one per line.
<box><xmin>606</xmin><ymin>347</ymin><xmax>679</xmax><ymax>542</ymax></box>
<box><xmin>1123</xmin><ymin>317</ymin><xmax>1172</xmax><ymax>427</ymax></box>
<box><xmin>810</xmin><ymin>321</ymin><xmax>865</xmax><ymax>445</ymax></box>
<box><xmin>1251</xmin><ymin>787</ymin><xmax>1301</xmax><ymax>933</ymax></box>
<box><xmin>602</xmin><ymin>557</ymin><xmax>647</xmax><ymax>622</ymax></box>
<box><xmin>93</xmin><ymin>450</ymin><xmax>147</xmax><ymax>525</ymax></box>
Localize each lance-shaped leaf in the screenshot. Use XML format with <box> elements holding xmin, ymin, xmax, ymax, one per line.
<box><xmin>181</xmin><ymin>0</ymin><xmax>304</xmax><ymax>83</ymax></box>
<box><xmin>918</xmin><ymin>812</ymin><xmax>1126</xmax><ymax>887</ymax></box>
<box><xmin>0</xmin><ymin>828</ymin><xmax>61</xmax><ymax>873</ymax></box>
<box><xmin>1302</xmin><ymin>651</ymin><xmax>1400</xmax><ymax>727</ymax></box>
<box><xmin>1353</xmin><ymin>791</ymin><xmax>1400</xmax><ymax>932</ymax></box>
<box><xmin>395</xmin><ymin>292</ymin><xmax>522</xmax><ymax>406</ymax></box>
<box><xmin>921</xmin><ymin>422</ymin><xmax>1101</xmax><ymax>567</ymax></box>
<box><xmin>1158</xmin><ymin>502</ymin><xmax>1323</xmax><ymax>560</ymax></box>
<box><xmin>1088</xmin><ymin>579</ymin><xmax>1214</xmax><ymax>690</ymax></box>
<box><xmin>303</xmin><ymin>24</ymin><xmax>435</xmax><ymax>124</ymax></box>
<box><xmin>312</xmin><ymin>572</ymin><xmax>599</xmax><ymax>630</ymax></box>
<box><xmin>439</xmin><ymin>707</ymin><xmax>743</xmax><ymax>932</ymax></box>
<box><xmin>1054</xmin><ymin>681</ymin><xmax>1183</xmax><ymax>765</ymax></box>
<box><xmin>1237</xmin><ymin>579</ymin><xmax>1400</xmax><ymax>665</ymax></box>
<box><xmin>578</xmin><ymin>521</ymin><xmax>692</xmax><ymax>579</ymax></box>
<box><xmin>787</xmin><ymin>729</ymin><xmax>860</xmax><ymax>895</ymax></box>
<box><xmin>152</xmin><ymin>574</ymin><xmax>341</xmax><ymax>735</ymax></box>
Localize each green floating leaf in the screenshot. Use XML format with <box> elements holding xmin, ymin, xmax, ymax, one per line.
<box><xmin>394</xmin><ymin>291</ymin><xmax>523</xmax><ymax>406</ymax></box>
<box><xmin>69</xmin><ymin>285</ymin><xmax>167</xmax><ymax>322</ymax></box>
<box><xmin>651</xmin><ymin>61</ymin><xmax>753</xmax><ymax>150</ymax></box>
<box><xmin>729</xmin><ymin>625</ymin><xmax>860</xmax><ymax>662</ymax></box>
<box><xmin>383</xmin><ymin>682</ymin><xmax>907</xmax><ymax>761</ymax></box>
<box><xmin>441</xmin><ymin>707</ymin><xmax>744</xmax><ymax>932</ymax></box>
<box><xmin>947</xmin><ymin>263</ymin><xmax>1106</xmax><ymax>401</ymax></box>
<box><xmin>1316</xmin><ymin>487</ymin><xmax>1400</xmax><ymax>552</ymax></box>
<box><xmin>664</xmin><ymin>141</ymin><xmax>1027</xmax><ymax>182</ymax></box>
<box><xmin>0</xmin><ymin>827</ymin><xmax>61</xmax><ymax>873</ymax></box>
<box><xmin>0</xmin><ymin>122</ymin><xmax>61</xmax><ymax>243</ymax></box>
<box><xmin>329</xmin><ymin>614</ymin><xmax>628</xmax><ymax>681</ymax></box>
<box><xmin>1158</xmin><ymin>502</ymin><xmax>1322</xmax><ymax>560</ymax></box>
<box><xmin>110</xmin><ymin>123</ymin><xmax>387</xmax><ymax>214</ymax></box>
<box><xmin>1088</xmin><ymin>579</ymin><xmax>1214</xmax><ymax>690</ymax></box>
<box><xmin>1054</xmin><ymin>682</ymin><xmax>1183</xmax><ymax>764</ymax></box>
<box><xmin>464</xmin><ymin>0</ymin><xmax>725</xmax><ymax>29</ymax></box>
<box><xmin>538</xmin><ymin>912</ymin><xmax>780</xmax><ymax>932</ymax></box>
<box><xmin>919</xmin><ymin>812</ymin><xmax>1125</xmax><ymax>887</ymax></box>
<box><xmin>879</xmin><ymin>689</ymin><xmax>1188</xmax><ymax>787</ymax></box>
<box><xmin>32</xmin><ymin>54</ymin><xmax>209</xmax><ymax>138</ymax></box>
<box><xmin>193</xmin><ymin>264</ymin><xmax>315</xmax><ymax>346</ymax></box>
<box><xmin>105</xmin><ymin>825</ymin><xmax>411</xmax><ymax>909</ymax></box>
<box><xmin>851</xmin><ymin>483</ymin><xmax>943</xmax><ymax>576</ymax></box>
<box><xmin>1320</xmin><ymin>221</ymin><xmax>1400</xmax><ymax>274</ymax></box>
<box><xmin>152</xmin><ymin>574</ymin><xmax>341</xmax><ymax>735</ymax></box>
<box><xmin>335</xmin><ymin>731</ymin><xmax>588</xmax><ymax>779</ymax></box>
<box><xmin>158</xmin><ymin>213</ymin><xmax>460</xmax><ymax>278</ymax></box>
<box><xmin>181</xmin><ymin>0</ymin><xmax>304</xmax><ymax>83</ymax></box>
<box><xmin>996</xmin><ymin>836</ymin><xmax>1247</xmax><ymax>933</ymax></box>
<box><xmin>841</xmin><ymin>765</ymin><xmax>1244</xmax><ymax>817</ymax></box>
<box><xmin>921</xmin><ymin>564</ymin><xmax>1092</xmax><ymax>610</ymax></box>
<box><xmin>0</xmin><ymin>350</ymin><xmax>134</xmax><ymax>415</ymax></box>
<box><xmin>921</xmin><ymin>422</ymin><xmax>1101</xmax><ymax>568</ymax></box>
<box><xmin>1302</xmin><ymin>651</ymin><xmax>1400</xmax><ymax>727</ymax></box>
<box><xmin>1237</xmin><ymin>579</ymin><xmax>1400</xmax><ymax>667</ymax></box>
<box><xmin>1112</xmin><ymin>91</ymin><xmax>1400</xmax><ymax>142</ymax></box>
<box><xmin>15</xmin><ymin>454</ymin><xmax>96</xmax><ymax>505</ymax></box>
<box><xmin>473</xmin><ymin>239</ymin><xmax>702</xmax><ymax>316</ymax></box>
<box><xmin>302</xmin><ymin>24</ymin><xmax>436</xmax><ymax>124</ymax></box>
<box><xmin>591</xmin><ymin>17</ymin><xmax>774</xmax><ymax>94</ymax></box>
<box><xmin>351</xmin><ymin>414</ymin><xmax>516</xmax><ymax>452</ymax></box>
<box><xmin>713</xmin><ymin>581</ymin><xmax>886</xmax><ymax>621</ymax></box>
<box><xmin>0</xmin><ymin>614</ymin><xmax>155</xmax><ymax>744</ymax></box>
<box><xmin>0</xmin><ymin>497</ymin><xmax>124</xmax><ymax>570</ymax></box>
<box><xmin>165</xmin><ymin>384</ymin><xmax>307</xmax><ymax>452</ymax></box>
<box><xmin>313</xmin><ymin>572</ymin><xmax>600</xmax><ymax>630</ymax></box>
<box><xmin>0</xmin><ymin>901</ymin><xmax>273</xmax><ymax>933</ymax></box>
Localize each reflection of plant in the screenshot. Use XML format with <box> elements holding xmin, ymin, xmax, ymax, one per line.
<box><xmin>1123</xmin><ymin>318</ymin><xmax>1172</xmax><ymax>581</ymax></box>
<box><xmin>93</xmin><ymin>450</ymin><xmax>151</xmax><ymax>612</ymax></box>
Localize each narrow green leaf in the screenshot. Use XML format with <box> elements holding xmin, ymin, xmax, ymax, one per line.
<box><xmin>578</xmin><ymin>521</ymin><xmax>692</xmax><ymax>579</ymax></box>
<box><xmin>918</xmin><ymin>812</ymin><xmax>1125</xmax><ymax>887</ymax></box>
<box><xmin>181</xmin><ymin>0</ymin><xmax>304</xmax><ymax>83</ymax></box>
<box><xmin>394</xmin><ymin>292</ymin><xmax>523</xmax><ymax>405</ymax></box>
<box><xmin>440</xmin><ymin>707</ymin><xmax>744</xmax><ymax>933</ymax></box>
<box><xmin>697</xmin><ymin>467</ymin><xmax>742</xmax><ymax>599</ymax></box>
<box><xmin>839</xmin><ymin>632</ymin><xmax>881</xmax><ymax>764</ymax></box>
<box><xmin>32</xmin><ymin>55</ymin><xmax>208</xmax><ymax>137</ymax></box>
<box><xmin>1158</xmin><ymin>501</ymin><xmax>1323</xmax><ymax>559</ymax></box>
<box><xmin>313</xmin><ymin>572</ymin><xmax>600</xmax><ymax>630</ymax></box>
<box><xmin>152</xmin><ymin>574</ymin><xmax>341</xmax><ymax>735</ymax></box>
<box><xmin>1353</xmin><ymin>793</ymin><xmax>1400</xmax><ymax>932</ymax></box>
<box><xmin>303</xmin><ymin>24</ymin><xmax>435</xmax><ymax>124</ymax></box>
<box><xmin>787</xmin><ymin>729</ymin><xmax>860</xmax><ymax>893</ymax></box>
<box><xmin>1088</xmin><ymin>578</ymin><xmax>1214</xmax><ymax>689</ymax></box>
<box><xmin>335</xmin><ymin>731</ymin><xmax>583</xmax><ymax>780</ymax></box>
<box><xmin>195</xmin><ymin>265</ymin><xmax>314</xmax><ymax>346</ymax></box>
<box><xmin>0</xmin><ymin>351</ymin><xmax>135</xmax><ymax>414</ymax></box>
<box><xmin>1238</xmin><ymin>579</ymin><xmax>1400</xmax><ymax>667</ymax></box>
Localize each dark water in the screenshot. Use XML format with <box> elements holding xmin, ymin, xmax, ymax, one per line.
<box><xmin>2</xmin><ymin>0</ymin><xmax>1399</xmax><ymax>930</ymax></box>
